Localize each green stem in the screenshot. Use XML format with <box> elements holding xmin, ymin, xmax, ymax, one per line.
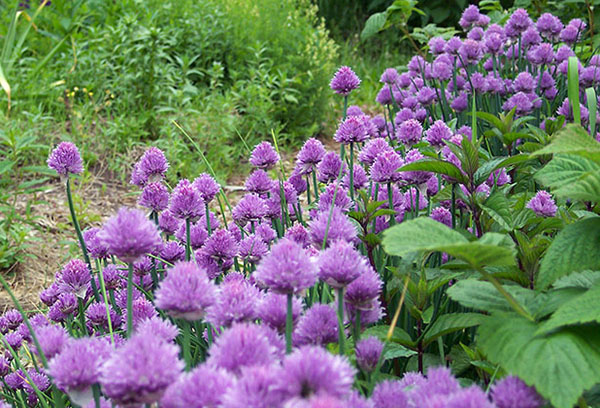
<box><xmin>185</xmin><ymin>218</ymin><xmax>191</xmax><ymax>261</ymax></box>
<box><xmin>286</xmin><ymin>293</ymin><xmax>293</xmax><ymax>354</ymax></box>
<box><xmin>353</xmin><ymin>309</ymin><xmax>361</xmax><ymax>343</ymax></box>
<box><xmin>66</xmin><ymin>177</ymin><xmax>100</xmax><ymax>301</ymax></box>
<box><xmin>387</xmin><ymin>182</ymin><xmax>395</xmax><ymax>226</ymax></box>
<box><xmin>312</xmin><ymin>170</ymin><xmax>320</xmax><ymax>201</ymax></box>
<box><xmin>183</xmin><ymin>320</ymin><xmax>192</xmax><ymax>368</ymax></box>
<box><xmin>205</xmin><ymin>202</ymin><xmax>212</xmax><ymax>235</ymax></box>
<box><xmin>337</xmin><ymin>287</ymin><xmax>346</xmax><ymax>355</ymax></box>
<box><xmin>77</xmin><ymin>297</ymin><xmax>88</xmax><ymax>335</ymax></box>
<box><xmin>477</xmin><ymin>266</ymin><xmax>534</xmax><ymax>322</ymax></box>
<box><xmin>349</xmin><ymin>142</ymin><xmax>355</xmax><ymax>202</ymax></box>
<box><xmin>96</xmin><ymin>260</ymin><xmax>115</xmax><ymax>345</ymax></box>
<box><xmin>126</xmin><ymin>263</ymin><xmax>134</xmax><ymax>337</ymax></box>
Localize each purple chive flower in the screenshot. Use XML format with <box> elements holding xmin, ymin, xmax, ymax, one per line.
<box><xmin>100</xmin><ymin>334</ymin><xmax>183</xmax><ymax>406</ymax></box>
<box><xmin>356</xmin><ymin>337</ymin><xmax>384</xmax><ymax>373</ymax></box>
<box><xmin>48</xmin><ymin>337</ymin><xmax>112</xmax><ymax>407</ymax></box>
<box><xmin>289</xmin><ymin>172</ymin><xmax>308</xmax><ymax>195</ymax></box>
<box><xmin>3</xmin><ymin>331</ymin><xmax>23</xmax><ymax>350</ymax></box>
<box><xmin>404</xmin><ymin>187</ymin><xmax>429</xmax><ymax>211</ymax></box>
<box><xmin>161</xmin><ymin>366</ymin><xmax>232</xmax><ymax>408</ymax></box>
<box><xmin>417</xmin><ymin>87</ymin><xmax>437</xmax><ymax>106</ymax></box>
<box><xmin>137</xmin><ymin>147</ymin><xmax>169</xmax><ymax>184</ymax></box>
<box><xmin>238</xmin><ymin>234</ymin><xmax>269</xmax><ymax>263</ymax></box>
<box><xmin>232</xmin><ymin>194</ymin><xmax>267</xmax><ymax>226</ymax></box>
<box><xmin>346</xmin><ymin>105</ymin><xmax>364</xmax><ymax>116</ymax></box>
<box><xmin>522</xmin><ymin>27</ymin><xmax>541</xmax><ymax>48</ymax></box>
<box><xmin>47</xmin><ymin>142</ymin><xmax>83</xmax><ymax>176</ymax></box>
<box><xmin>2</xmin><ymin>309</ymin><xmax>23</xmax><ymax>330</ymax></box>
<box><xmin>459</xmin><ymin>39</ymin><xmax>482</xmax><ymax>65</ymax></box>
<box><xmin>158</xmin><ymin>210</ymin><xmax>181</xmax><ymax>236</ymax></box>
<box><xmin>207</xmin><ymin>273</ymin><xmax>260</xmax><ymax>327</ymax></box>
<box><xmin>138</xmin><ymin>182</ymin><xmax>169</xmax><ymax>212</ymax></box>
<box><xmin>169</xmin><ymin>179</ymin><xmax>204</xmax><ymax>220</ymax></box>
<box><xmin>444</xmin><ymin>36</ymin><xmax>463</xmax><ymax>55</ymax></box>
<box><xmin>380</xmin><ymin>68</ymin><xmax>400</xmax><ymax>84</ymax></box>
<box><xmin>122</xmin><ymin>296</ymin><xmax>158</xmax><ymax>330</ymax></box>
<box><xmin>85</xmin><ymin>302</ymin><xmax>121</xmax><ymax>332</ymax></box>
<box><xmin>154</xmin><ymin>261</ymin><xmax>217</xmax><ymax>320</ymax></box>
<box><xmin>428</xmin><ymin>37</ymin><xmax>446</xmax><ymax>55</ymax></box>
<box><xmin>422</xmin><ymin>366</ymin><xmax>461</xmax><ymax>398</ymax></box>
<box><xmin>376</xmin><ymin>85</ymin><xmax>393</xmax><ymax>105</ymax></box>
<box><xmin>491</xmin><ymin>375</ymin><xmax>544</xmax><ymax>408</ymax></box>
<box><xmin>285</xmin><ymin>224</ymin><xmax>310</xmax><ymax>248</ymax></box>
<box><xmin>221</xmin><ymin>365</ymin><xmax>284</xmax><ymax>408</ymax></box>
<box><xmin>459</xmin><ymin>4</ymin><xmax>480</xmax><ymax>30</ymax></box>
<box><xmin>293</xmin><ymin>303</ymin><xmax>338</xmax><ymax>347</ymax></box>
<box><xmin>135</xmin><ymin>316</ymin><xmax>179</xmax><ymax>342</ymax></box>
<box><xmin>343</xmin><ymin>164</ymin><xmax>368</xmax><ymax>190</ymax></box>
<box><xmin>132</xmin><ymin>256</ymin><xmax>152</xmax><ymax>276</ymax></box>
<box><xmin>318</xmin><ymin>240</ymin><xmax>367</xmax><ymax>288</ymax></box>
<box><xmin>207</xmin><ymin>323</ymin><xmax>280</xmax><ymax>374</ymax></box>
<box><xmin>57</xmin><ymin>259</ymin><xmax>91</xmax><ymax>298</ymax></box>
<box><xmin>192</xmin><ymin>173</ymin><xmax>220</xmax><ymax>203</ymax></box>
<box><xmin>159</xmin><ymin>241</ymin><xmax>186</xmax><ymax>264</ymax></box>
<box><xmin>358</xmin><ymin>139</ymin><xmax>393</xmax><ymax>166</ymax></box>
<box><xmin>527</xmin><ymin>190</ymin><xmax>557</xmax><ymax>217</ymax></box>
<box><xmin>254</xmin><ymin>238</ymin><xmax>317</xmax><ymax>294</ymax></box>
<box><xmin>432</xmin><ymin>59</ymin><xmax>453</xmax><ymax>81</ymax></box>
<box><xmin>425</xmin><ymin>120</ymin><xmax>453</xmax><ymax>147</ymax></box>
<box><xmin>255</xmin><ymin>221</ymin><xmax>277</xmax><ymax>243</ymax></box>
<box><xmin>402</xmin><ymin>149</ymin><xmax>432</xmax><ymax>185</ymax></box>
<box><xmin>0</xmin><ymin>356</ymin><xmax>10</xmax><ymax>376</ymax></box>
<box><xmin>5</xmin><ymin>370</ymin><xmax>25</xmax><ymax>390</ymax></box>
<box><xmin>245</xmin><ymin>169</ymin><xmax>275</xmax><ymax>195</ymax></box>
<box><xmin>431</xmin><ymin>207</ymin><xmax>452</xmax><ymax>227</ymax></box>
<box><xmin>96</xmin><ymin>266</ymin><xmax>125</xmax><ymax>292</ymax></box>
<box><xmin>372</xmin><ymin>381</ymin><xmax>409</xmax><ymax>408</ymax></box>
<box><xmin>528</xmin><ymin>43</ymin><xmax>554</xmax><ymax>66</ymax></box>
<box><xmin>201</xmin><ymin>228</ymin><xmax>239</xmax><ymax>265</ymax></box>
<box><xmin>537</xmin><ymin>13</ymin><xmax>563</xmax><ymax>40</ymax></box>
<box><xmin>83</xmin><ymin>228</ymin><xmax>109</xmax><ymax>259</ymax></box>
<box><xmin>396</xmin><ymin>119</ymin><xmax>423</xmax><ymax>146</ymax></box>
<box><xmin>467</xmin><ymin>27</ymin><xmax>484</xmax><ymax>41</ymax></box>
<box><xmin>275</xmin><ymin>345</ymin><xmax>356</xmax><ymax>400</ymax></box>
<box><xmin>330</xmin><ymin>66</ymin><xmax>361</xmax><ymax>96</ymax></box>
<box><xmin>451</xmin><ymin>92</ymin><xmax>469</xmax><ymax>112</ymax></box>
<box><xmin>505</xmin><ymin>8</ymin><xmax>533</xmax><ymax>38</ymax></box>
<box><xmin>317</xmin><ymin>152</ymin><xmax>345</xmax><ymax>184</ymax></box>
<box><xmin>502</xmin><ymin>92</ymin><xmax>534</xmax><ymax>116</ymax></box>
<box><xmin>258</xmin><ymin>291</ymin><xmax>302</xmax><ymax>333</ymax></box>
<box><xmin>309</xmin><ymin>208</ymin><xmax>358</xmax><ymax>248</ymax></box>
<box><xmin>297</xmin><ymin>138</ymin><xmax>326</xmax><ymax>174</ymax></box>
<box><xmin>317</xmin><ymin>183</ymin><xmax>352</xmax><ymax>213</ymax></box>
<box><xmin>250</xmin><ymin>141</ymin><xmax>280</xmax><ymax>170</ymax></box>
<box><xmin>175</xmin><ymin>222</ymin><xmax>208</xmax><ymax>249</ymax></box>
<box><xmin>345</xmin><ymin>266</ymin><xmax>382</xmax><ymax>309</ymax></box>
<box><xmin>513</xmin><ymin>72</ymin><xmax>535</xmax><ymax>93</ymax></box>
<box><xmin>426</xmin><ymin>175</ymin><xmax>440</xmax><ymax>196</ymax></box>
<box><xmin>334</xmin><ymin>116</ymin><xmax>369</xmax><ymax>144</ymax></box>
<box><xmin>370</xmin><ymin>150</ymin><xmax>404</xmax><ymax>183</ymax></box>
<box><xmin>98</xmin><ymin>207</ymin><xmax>162</xmax><ymax>263</ymax></box>
<box><xmin>22</xmin><ymin>369</ymin><xmax>50</xmax><ymax>395</ymax></box>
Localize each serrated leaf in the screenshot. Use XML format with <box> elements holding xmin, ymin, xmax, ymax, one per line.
<box><xmin>552</xmin><ymin>270</ymin><xmax>600</xmax><ymax>289</ymax></box>
<box><xmin>538</xmin><ymin>283</ymin><xmax>600</xmax><ymax>333</ymax></box>
<box><xmin>447</xmin><ymin>279</ymin><xmax>538</xmax><ymax>314</ymax></box>
<box><xmin>532</xmin><ymin>124</ymin><xmax>600</xmax><ymax>160</ymax></box>
<box><xmin>360</xmin><ymin>12</ymin><xmax>387</xmax><ymax>40</ymax></box>
<box><xmin>535</xmin><ymin>154</ymin><xmax>600</xmax><ymax>202</ymax></box>
<box><xmin>423</xmin><ymin>313</ymin><xmax>487</xmax><ymax>346</ymax></box>
<box><xmin>479</xmin><ymin>313</ymin><xmax>600</xmax><ymax>408</ymax></box>
<box><xmin>397</xmin><ymin>159</ymin><xmax>468</xmax><ymax>185</ymax></box>
<box><xmin>537</xmin><ymin>218</ymin><xmax>600</xmax><ymax>289</ymax></box>
<box><xmin>383</xmin><ymin>218</ymin><xmax>516</xmax><ymax>268</ymax></box>
<box><xmin>383</xmin><ymin>342</ymin><xmax>417</xmax><ymax>360</ymax></box>
<box><xmin>480</xmin><ymin>191</ymin><xmax>513</xmax><ymax>231</ymax></box>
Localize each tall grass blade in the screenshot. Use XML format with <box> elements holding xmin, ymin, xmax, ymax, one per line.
<box><xmin>586</xmin><ymin>87</ymin><xmax>597</xmax><ymax>138</ymax></box>
<box><xmin>568</xmin><ymin>56</ymin><xmax>581</xmax><ymax>125</ymax></box>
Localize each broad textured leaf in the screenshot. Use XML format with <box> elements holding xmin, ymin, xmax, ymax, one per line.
<box><xmin>535</xmin><ymin>154</ymin><xmax>600</xmax><ymax>202</ymax></box>
<box><xmin>360</xmin><ymin>12</ymin><xmax>387</xmax><ymax>40</ymax></box>
<box><xmin>362</xmin><ymin>325</ymin><xmax>414</xmax><ymax>347</ymax></box>
<box><xmin>552</xmin><ymin>270</ymin><xmax>600</xmax><ymax>289</ymax></box>
<box><xmin>383</xmin><ymin>218</ymin><xmax>516</xmax><ymax>268</ymax></box>
<box><xmin>479</xmin><ymin>313</ymin><xmax>600</xmax><ymax>408</ymax></box>
<box><xmin>383</xmin><ymin>342</ymin><xmax>417</xmax><ymax>360</ymax></box>
<box><xmin>480</xmin><ymin>192</ymin><xmax>513</xmax><ymax>231</ymax></box>
<box><xmin>397</xmin><ymin>159</ymin><xmax>467</xmax><ymax>184</ymax></box>
<box><xmin>537</xmin><ymin>218</ymin><xmax>600</xmax><ymax>289</ymax></box>
<box><xmin>422</xmin><ymin>313</ymin><xmax>487</xmax><ymax>346</ymax></box>
<box><xmin>447</xmin><ymin>279</ymin><xmax>538</xmax><ymax>314</ymax></box>
<box><xmin>534</xmin><ymin>124</ymin><xmax>600</xmax><ymax>159</ymax></box>
<box><xmin>538</xmin><ymin>283</ymin><xmax>600</xmax><ymax>333</ymax></box>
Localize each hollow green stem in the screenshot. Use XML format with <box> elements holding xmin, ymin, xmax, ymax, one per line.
<box><xmin>205</xmin><ymin>202</ymin><xmax>212</xmax><ymax>235</ymax></box>
<box><xmin>185</xmin><ymin>218</ymin><xmax>191</xmax><ymax>261</ymax></box>
<box><xmin>349</xmin><ymin>142</ymin><xmax>355</xmax><ymax>202</ymax></box>
<box><xmin>96</xmin><ymin>259</ymin><xmax>115</xmax><ymax>345</ymax></box>
<box><xmin>286</xmin><ymin>293</ymin><xmax>293</xmax><ymax>354</ymax></box>
<box><xmin>337</xmin><ymin>287</ymin><xmax>346</xmax><ymax>355</ymax></box>
<box><xmin>126</xmin><ymin>263</ymin><xmax>134</xmax><ymax>337</ymax></box>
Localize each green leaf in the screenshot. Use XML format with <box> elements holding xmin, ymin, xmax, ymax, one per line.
<box><xmin>360</xmin><ymin>12</ymin><xmax>387</xmax><ymax>40</ymax></box>
<box><xmin>480</xmin><ymin>191</ymin><xmax>513</xmax><ymax>231</ymax></box>
<box><xmin>479</xmin><ymin>313</ymin><xmax>600</xmax><ymax>408</ymax></box>
<box><xmin>476</xmin><ymin>111</ymin><xmax>504</xmax><ymax>131</ymax></box>
<box><xmin>383</xmin><ymin>218</ymin><xmax>516</xmax><ymax>268</ymax></box>
<box><xmin>532</xmin><ymin>124</ymin><xmax>600</xmax><ymax>160</ymax></box>
<box><xmin>537</xmin><ymin>218</ymin><xmax>600</xmax><ymax>289</ymax></box>
<box><xmin>587</xmin><ymin>88</ymin><xmax>597</xmax><ymax>138</ymax></box>
<box><xmin>397</xmin><ymin>159</ymin><xmax>467</xmax><ymax>185</ymax></box>
<box><xmin>535</xmin><ymin>154</ymin><xmax>600</xmax><ymax>202</ymax></box>
<box><xmin>383</xmin><ymin>342</ymin><xmax>417</xmax><ymax>360</ymax></box>
<box><xmin>422</xmin><ymin>313</ymin><xmax>487</xmax><ymax>346</ymax></box>
<box><xmin>568</xmin><ymin>56</ymin><xmax>581</xmax><ymax>125</ymax></box>
<box><xmin>474</xmin><ymin>155</ymin><xmax>532</xmax><ymax>186</ymax></box>
<box><xmin>538</xmin><ymin>283</ymin><xmax>600</xmax><ymax>333</ymax></box>
<box><xmin>362</xmin><ymin>325</ymin><xmax>414</xmax><ymax>347</ymax></box>
<box><xmin>447</xmin><ymin>279</ymin><xmax>538</xmax><ymax>314</ymax></box>
<box><xmin>552</xmin><ymin>270</ymin><xmax>600</xmax><ymax>289</ymax></box>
